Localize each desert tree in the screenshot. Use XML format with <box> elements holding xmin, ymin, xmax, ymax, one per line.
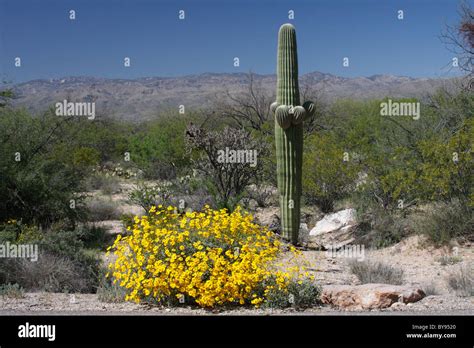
<box><xmin>442</xmin><ymin>1</ymin><xmax>473</xmax><ymax>82</ymax></box>
<box><xmin>213</xmin><ymin>72</ymin><xmax>274</xmax><ymax>133</ymax></box>
<box><xmin>214</xmin><ymin>72</ymin><xmax>326</xmax><ymax>135</ymax></box>
<box><xmin>185</xmin><ymin>123</ymin><xmax>269</xmax><ymax>210</ymax></box>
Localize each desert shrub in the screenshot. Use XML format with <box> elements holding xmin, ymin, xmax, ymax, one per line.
<box><xmin>0</xmin><ymin>252</ymin><xmax>100</xmax><ymax>293</ymax></box>
<box><xmin>0</xmin><ymin>283</ymin><xmax>25</xmax><ymax>299</ymax></box>
<box><xmin>0</xmin><ymin>221</ymin><xmax>21</xmax><ymax>243</ymax></box>
<box><xmin>16</xmin><ymin>224</ymin><xmax>44</xmax><ymax>244</ymax></box>
<box><xmin>72</xmin><ymin>147</ymin><xmax>101</xmax><ymax>169</ymax></box>
<box><xmin>421</xmin><ymin>281</ymin><xmax>440</xmax><ymax>296</ymax></box>
<box><xmin>85</xmin><ymin>174</ymin><xmax>121</xmax><ymax>195</ymax></box>
<box><xmin>165</xmin><ymin>176</ymin><xmax>214</xmax><ymax>212</ymax></box>
<box><xmin>97</xmin><ymin>269</ymin><xmax>126</xmax><ymax>303</ymax></box>
<box><xmin>445</xmin><ymin>265</ymin><xmax>473</xmax><ymax>297</ymax></box>
<box><xmin>414</xmin><ymin>199</ymin><xmax>473</xmax><ymax>245</ymax></box>
<box><xmin>76</xmin><ymin>224</ymin><xmax>114</xmax><ymax>250</ymax></box>
<box><xmin>107</xmin><ymin>206</ymin><xmax>316</xmax><ymax>308</ymax></box>
<box><xmin>246</xmin><ymin>184</ymin><xmax>277</xmax><ymax>208</ymax></box>
<box><xmin>303</xmin><ymin>132</ymin><xmax>359</xmax><ymax>213</ymax></box>
<box><xmin>437</xmin><ymin>255</ymin><xmax>463</xmax><ymax>266</ymax></box>
<box><xmin>0</xmin><ymin>106</ymin><xmax>134</xmax><ymax>228</ymax></box>
<box><xmin>17</xmin><ymin>254</ymin><xmax>91</xmax><ymax>292</ymax></box>
<box><xmin>352</xmin><ymin>194</ymin><xmax>410</xmax><ymax>248</ymax></box>
<box><xmin>186</xmin><ymin>125</ymin><xmax>268</xmax><ymax>211</ymax></box>
<box><xmin>348</xmin><ymin>260</ymin><xmax>404</xmax><ymax>285</ymax></box>
<box><xmin>97</xmin><ymin>280</ymin><xmax>127</xmax><ymax>303</ymax></box>
<box><xmin>95</xmin><ymin>161</ymin><xmax>139</xmax><ymax>180</ymax></box>
<box><xmin>0</xmin><ymin>88</ymin><xmax>14</xmax><ymax>107</ymax></box>
<box><xmin>324</xmin><ymin>93</ymin><xmax>472</xmax><ymax>246</ymax></box>
<box><xmin>0</xmin><ymin>220</ymin><xmax>44</xmax><ymax>244</ymax></box>
<box><xmin>128</xmin><ymin>182</ymin><xmax>172</xmax><ymax>212</ymax></box>
<box><xmin>36</xmin><ymin>230</ymin><xmax>102</xmax><ymax>292</ymax></box>
<box><xmin>85</xmin><ymin>198</ymin><xmax>121</xmax><ymax>222</ymax></box>
<box><xmin>140</xmin><ymin>162</ymin><xmax>177</xmax><ymax>181</ymax></box>
<box><xmin>261</xmin><ymin>277</ymin><xmax>321</xmax><ymax>309</ymax></box>
<box><xmin>128</xmin><ymin>112</ymin><xmax>194</xmax><ymax>180</ymax></box>
<box><xmin>0</xmin><ymin>108</ymin><xmax>91</xmax><ymax>227</ymax></box>
<box><xmin>0</xmin><ymin>229</ymin><xmax>103</xmax><ymax>292</ymax></box>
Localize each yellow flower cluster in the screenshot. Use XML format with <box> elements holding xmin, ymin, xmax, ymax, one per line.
<box><xmin>107</xmin><ymin>205</ymin><xmax>305</xmax><ymax>308</ymax></box>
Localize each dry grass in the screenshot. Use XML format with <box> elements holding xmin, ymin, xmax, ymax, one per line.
<box><xmin>348</xmin><ymin>260</ymin><xmax>404</xmax><ymax>285</ymax></box>
<box><xmin>445</xmin><ymin>265</ymin><xmax>473</xmax><ymax>297</ymax></box>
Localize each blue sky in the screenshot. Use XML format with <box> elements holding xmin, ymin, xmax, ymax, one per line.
<box><xmin>0</xmin><ymin>0</ymin><xmax>469</xmax><ymax>83</ymax></box>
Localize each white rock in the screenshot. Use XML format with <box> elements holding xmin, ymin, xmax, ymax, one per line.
<box><xmin>308</xmin><ymin>209</ymin><xmax>358</xmax><ymax>249</ymax></box>
<box><xmin>310</xmin><ymin>208</ymin><xmax>357</xmax><ymax>235</ymax></box>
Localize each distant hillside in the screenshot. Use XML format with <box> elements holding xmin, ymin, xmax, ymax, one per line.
<box><xmin>8</xmin><ymin>72</ymin><xmax>457</xmax><ymax>121</ymax></box>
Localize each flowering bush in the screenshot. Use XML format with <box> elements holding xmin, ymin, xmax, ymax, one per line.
<box><xmin>107</xmin><ymin>206</ymin><xmax>318</xmax><ymax>308</ymax></box>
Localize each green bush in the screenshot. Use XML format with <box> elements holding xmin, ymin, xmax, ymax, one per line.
<box><xmin>128</xmin><ymin>182</ymin><xmax>172</xmax><ymax>212</ymax></box>
<box><xmin>0</xmin><ymin>283</ymin><xmax>25</xmax><ymax>299</ymax></box>
<box><xmin>414</xmin><ymin>199</ymin><xmax>474</xmax><ymax>245</ymax></box>
<box><xmin>0</xmin><ymin>109</ymin><xmax>89</xmax><ymax>226</ymax></box>
<box><xmin>128</xmin><ymin>112</ymin><xmax>195</xmax><ymax>179</ymax></box>
<box><xmin>0</xmin><ymin>221</ymin><xmax>43</xmax><ymax>244</ymax></box>
<box><xmin>352</xmin><ymin>194</ymin><xmax>410</xmax><ymax>248</ymax></box>
<box><xmin>261</xmin><ymin>277</ymin><xmax>321</xmax><ymax>309</ymax></box>
<box><xmin>76</xmin><ymin>224</ymin><xmax>114</xmax><ymax>250</ymax></box>
<box><xmin>303</xmin><ymin>132</ymin><xmax>359</xmax><ymax>213</ymax></box>
<box><xmin>97</xmin><ymin>270</ymin><xmax>126</xmax><ymax>303</ymax></box>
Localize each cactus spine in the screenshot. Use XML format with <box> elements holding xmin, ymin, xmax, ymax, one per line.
<box><xmin>272</xmin><ymin>24</ymin><xmax>314</xmax><ymax>244</ymax></box>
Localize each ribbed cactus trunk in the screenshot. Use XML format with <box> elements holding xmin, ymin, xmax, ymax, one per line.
<box><xmin>272</xmin><ymin>24</ymin><xmax>315</xmax><ymax>245</ymax></box>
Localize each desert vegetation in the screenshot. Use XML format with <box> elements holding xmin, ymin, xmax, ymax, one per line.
<box><xmin>1</xmin><ymin>80</ymin><xmax>471</xmax><ymax>308</ymax></box>
<box><xmin>0</xmin><ymin>10</ymin><xmax>472</xmax><ymax>312</ymax></box>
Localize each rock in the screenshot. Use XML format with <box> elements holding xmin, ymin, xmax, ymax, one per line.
<box><xmin>268</xmin><ymin>214</ymin><xmax>281</xmax><ymax>235</ymax></box>
<box><xmin>321</xmin><ymin>284</ymin><xmax>426</xmax><ymax>310</ymax></box>
<box><xmin>298</xmin><ymin>223</ymin><xmax>309</xmax><ymax>243</ymax></box>
<box><xmin>309</xmin><ymin>208</ymin><xmax>357</xmax><ymax>249</ymax></box>
<box><xmin>254</xmin><ymin>208</ymin><xmax>282</xmax><ymax>235</ymax></box>
<box><xmin>301</xmin><ymin>207</ymin><xmax>324</xmax><ymax>228</ymax></box>
<box><xmin>245</xmin><ymin>198</ymin><xmax>258</xmax><ymax>210</ymax></box>
<box><xmin>390</xmin><ymin>302</ymin><xmax>406</xmax><ymax>310</ymax></box>
<box><xmin>311</xmin><ymin>209</ymin><xmax>357</xmax><ymax>234</ymax></box>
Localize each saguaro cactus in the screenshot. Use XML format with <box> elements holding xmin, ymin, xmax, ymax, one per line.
<box><xmin>271</xmin><ymin>23</ymin><xmax>315</xmax><ymax>244</ymax></box>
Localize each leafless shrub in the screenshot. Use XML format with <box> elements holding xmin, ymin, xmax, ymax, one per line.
<box><xmin>0</xmin><ymin>253</ymin><xmax>96</xmax><ymax>293</ymax></box>
<box><xmin>86</xmin><ymin>198</ymin><xmax>121</xmax><ymax>221</ymax></box>
<box><xmin>186</xmin><ymin>124</ymin><xmax>269</xmax><ymax>210</ymax></box>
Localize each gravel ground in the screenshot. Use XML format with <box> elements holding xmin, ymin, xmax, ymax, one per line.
<box><xmin>1</xmin><ymin>292</ymin><xmax>472</xmax><ymax>316</ymax></box>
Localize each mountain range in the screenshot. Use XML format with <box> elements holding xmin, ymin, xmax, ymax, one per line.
<box><xmin>8</xmin><ymin>72</ymin><xmax>457</xmax><ymax>121</ymax></box>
